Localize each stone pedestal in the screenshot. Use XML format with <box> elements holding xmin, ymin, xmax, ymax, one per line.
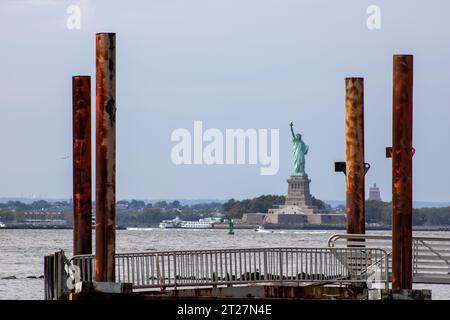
<box><xmin>263</xmin><ymin>173</ymin><xmax>346</xmax><ymax>228</ymax></box>
<box><xmin>285</xmin><ymin>175</ymin><xmax>312</xmax><ymax>206</ymax></box>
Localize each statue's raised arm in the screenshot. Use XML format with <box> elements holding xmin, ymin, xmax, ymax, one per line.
<box><xmin>289</xmin><ymin>121</ymin><xmax>296</xmax><ymax>139</ymax></box>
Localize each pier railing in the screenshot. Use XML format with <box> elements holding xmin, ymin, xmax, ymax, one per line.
<box><xmin>68</xmin><ymin>247</ymin><xmax>389</xmax><ymax>292</ymax></box>
<box><xmin>44</xmin><ymin>251</ymin><xmax>67</xmax><ymax>300</ymax></box>
<box><xmin>327</xmin><ymin>233</ymin><xmax>450</xmax><ymax>284</ymax></box>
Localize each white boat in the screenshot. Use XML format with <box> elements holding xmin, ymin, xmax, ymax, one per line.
<box><xmin>159</xmin><ymin>221</ymin><xmax>176</xmax><ymax>229</ymax></box>
<box><xmin>255</xmin><ymin>226</ymin><xmax>271</xmax><ymax>233</ymax></box>
<box><xmin>0</xmin><ymin>221</ymin><xmax>6</xmax><ymax>228</ymax></box>
<box><xmin>159</xmin><ymin>217</ymin><xmax>215</xmax><ymax>229</ymax></box>
<box><xmin>180</xmin><ymin>221</ymin><xmax>212</xmax><ymax>229</ymax></box>
<box><xmin>159</xmin><ymin>217</ymin><xmax>182</xmax><ymax>229</ymax></box>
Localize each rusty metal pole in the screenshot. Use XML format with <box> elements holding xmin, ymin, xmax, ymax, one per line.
<box><xmin>387</xmin><ymin>55</ymin><xmax>414</xmax><ymax>290</ymax></box>
<box><xmin>72</xmin><ymin>76</ymin><xmax>92</xmax><ymax>256</ymax></box>
<box><xmin>345</xmin><ymin>78</ymin><xmax>368</xmax><ymax>235</ymax></box>
<box><xmin>335</xmin><ymin>78</ymin><xmax>369</xmax><ymax>236</ymax></box>
<box><xmin>95</xmin><ymin>33</ymin><xmax>116</xmax><ymax>282</ymax></box>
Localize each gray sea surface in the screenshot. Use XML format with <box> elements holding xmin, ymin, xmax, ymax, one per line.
<box><xmin>0</xmin><ymin>229</ymin><xmax>449</xmax><ymax>300</ymax></box>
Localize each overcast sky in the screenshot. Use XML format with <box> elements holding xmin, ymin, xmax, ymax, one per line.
<box><xmin>0</xmin><ymin>0</ymin><xmax>449</xmax><ymax>202</ymax></box>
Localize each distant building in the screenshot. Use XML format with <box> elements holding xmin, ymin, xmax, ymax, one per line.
<box><xmin>368</xmin><ymin>183</ymin><xmax>382</xmax><ymax>201</ymax></box>
<box><xmin>242</xmin><ymin>213</ymin><xmax>266</xmax><ymax>225</ymax></box>
<box><xmin>23</xmin><ymin>219</ymin><xmax>66</xmax><ymax>226</ymax></box>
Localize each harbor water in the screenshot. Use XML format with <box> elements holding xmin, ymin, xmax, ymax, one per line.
<box><xmin>0</xmin><ymin>229</ymin><xmax>449</xmax><ymax>300</ymax></box>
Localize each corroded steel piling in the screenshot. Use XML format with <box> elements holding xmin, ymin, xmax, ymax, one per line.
<box><xmin>345</xmin><ymin>78</ymin><xmax>367</xmax><ymax>235</ymax></box>
<box><xmin>387</xmin><ymin>55</ymin><xmax>414</xmax><ymax>290</ymax></box>
<box><xmin>335</xmin><ymin>78</ymin><xmax>369</xmax><ymax>236</ymax></box>
<box><xmin>72</xmin><ymin>76</ymin><xmax>92</xmax><ymax>256</ymax></box>
<box><xmin>95</xmin><ymin>33</ymin><xmax>116</xmax><ymax>282</ymax></box>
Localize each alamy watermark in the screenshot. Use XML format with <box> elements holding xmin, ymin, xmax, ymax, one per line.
<box><xmin>170</xmin><ymin>121</ymin><xmax>279</xmax><ymax>175</ymax></box>
<box><xmin>64</xmin><ymin>4</ymin><xmax>380</xmax><ymax>31</ymax></box>
<box><xmin>66</xmin><ymin>4</ymin><xmax>81</xmax><ymax>30</ymax></box>
<box><xmin>367</xmin><ymin>5</ymin><xmax>381</xmax><ymax>30</ymax></box>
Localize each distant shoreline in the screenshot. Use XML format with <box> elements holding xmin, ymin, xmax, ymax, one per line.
<box><xmin>2</xmin><ymin>198</ymin><xmax>450</xmax><ymax>208</ymax></box>
<box><xmin>1</xmin><ymin>225</ymin><xmax>450</xmax><ymax>231</ymax></box>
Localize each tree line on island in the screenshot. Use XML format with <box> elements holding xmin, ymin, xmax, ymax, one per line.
<box><xmin>222</xmin><ymin>195</ymin><xmax>328</xmax><ymax>219</ymax></box>
<box><xmin>1</xmin><ymin>197</ymin><xmax>450</xmax><ymax>226</ymax></box>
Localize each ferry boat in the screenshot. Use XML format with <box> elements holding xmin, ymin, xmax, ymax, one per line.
<box><xmin>159</xmin><ymin>217</ymin><xmax>216</xmax><ymax>229</ymax></box>
<box><xmin>180</xmin><ymin>221</ymin><xmax>212</xmax><ymax>229</ymax></box>
<box><xmin>159</xmin><ymin>221</ymin><xmax>176</xmax><ymax>229</ymax></box>
<box><xmin>159</xmin><ymin>217</ymin><xmax>182</xmax><ymax>229</ymax></box>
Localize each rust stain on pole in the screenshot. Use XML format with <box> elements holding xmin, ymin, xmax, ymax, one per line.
<box><xmin>388</xmin><ymin>55</ymin><xmax>414</xmax><ymax>290</ymax></box>
<box><xmin>72</xmin><ymin>76</ymin><xmax>92</xmax><ymax>256</ymax></box>
<box><xmin>95</xmin><ymin>33</ymin><xmax>116</xmax><ymax>282</ymax></box>
<box><xmin>345</xmin><ymin>78</ymin><xmax>367</xmax><ymax>235</ymax></box>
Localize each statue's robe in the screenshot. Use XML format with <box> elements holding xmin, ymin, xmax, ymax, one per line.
<box><xmin>292</xmin><ymin>138</ymin><xmax>308</xmax><ymax>176</ymax></box>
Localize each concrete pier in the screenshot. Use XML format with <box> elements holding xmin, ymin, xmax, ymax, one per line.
<box><xmin>69</xmin><ymin>282</ymin><xmax>432</xmax><ymax>301</ymax></box>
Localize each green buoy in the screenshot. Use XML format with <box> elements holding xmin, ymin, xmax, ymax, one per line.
<box><xmin>228</xmin><ymin>220</ymin><xmax>235</xmax><ymax>235</ymax></box>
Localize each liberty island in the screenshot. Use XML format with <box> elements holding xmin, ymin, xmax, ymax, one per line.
<box><xmin>263</xmin><ymin>122</ymin><xmax>345</xmax><ymax>227</ymax></box>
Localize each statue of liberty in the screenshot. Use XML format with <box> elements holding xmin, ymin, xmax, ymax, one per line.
<box><xmin>290</xmin><ymin>122</ymin><xmax>309</xmax><ymax>176</ymax></box>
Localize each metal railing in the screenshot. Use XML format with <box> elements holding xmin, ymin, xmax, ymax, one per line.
<box><xmin>44</xmin><ymin>251</ymin><xmax>67</xmax><ymax>300</ymax></box>
<box><xmin>69</xmin><ymin>247</ymin><xmax>389</xmax><ymax>290</ymax></box>
<box><xmin>327</xmin><ymin>233</ymin><xmax>450</xmax><ymax>284</ymax></box>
